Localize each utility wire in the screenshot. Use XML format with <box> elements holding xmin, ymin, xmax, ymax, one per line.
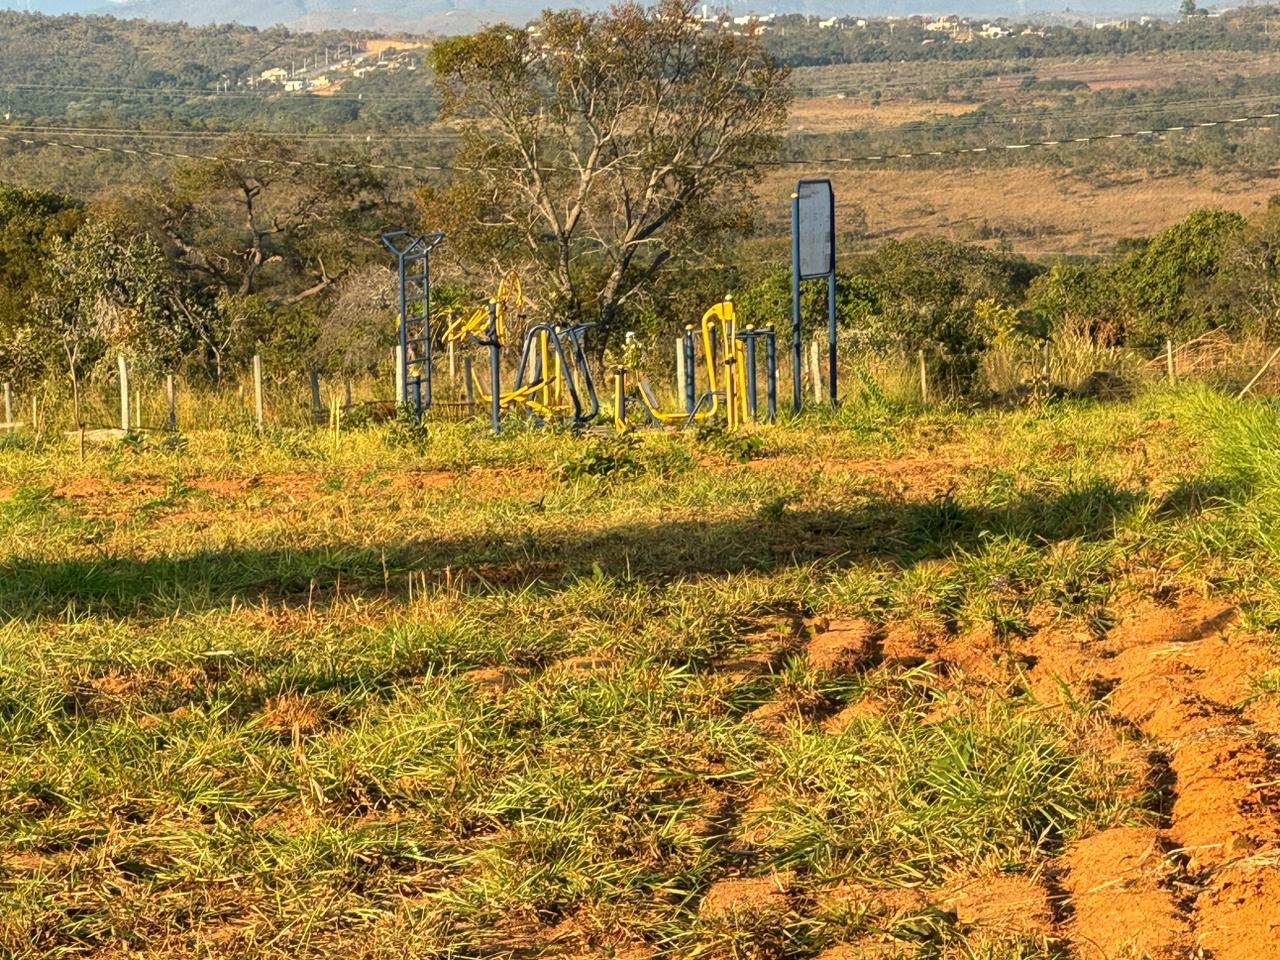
<box><xmin>2</xmin><ymin>106</ymin><xmax>1277</xmax><ymax>175</ymax></box>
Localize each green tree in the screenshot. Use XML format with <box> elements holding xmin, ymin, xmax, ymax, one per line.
<box><xmin>424</xmin><ymin>0</ymin><xmax>792</xmax><ymax>352</ymax></box>
<box><xmin>736</xmin><ymin>269</ymin><xmax>881</xmax><ymax>350</ymax></box>
<box><xmin>37</xmin><ymin>211</ymin><xmax>189</xmax><ymax>427</ymax></box>
<box><xmin>152</xmin><ymin>136</ymin><xmax>388</xmax><ymax>380</ymax></box>
<box><xmin>852</xmin><ymin>237</ymin><xmax>1039</xmax><ymax>392</ymax></box>
<box><xmin>0</xmin><ymin>184</ymin><xmax>83</xmax><ymax>385</ymax></box>
<box><xmin>1113</xmin><ymin>208</ymin><xmax>1244</xmax><ymax>347</ymax></box>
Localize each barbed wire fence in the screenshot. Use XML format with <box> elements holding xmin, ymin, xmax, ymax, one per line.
<box><xmin>4</xmin><ymin>327</ymin><xmax>1276</xmax><ymax>442</ymax></box>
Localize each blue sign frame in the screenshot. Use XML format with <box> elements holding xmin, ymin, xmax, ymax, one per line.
<box><xmin>791</xmin><ymin>179</ymin><xmax>838</xmax><ymax>412</ymax></box>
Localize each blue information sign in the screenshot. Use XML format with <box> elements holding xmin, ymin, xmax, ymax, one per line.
<box><xmin>791</xmin><ymin>179</ymin><xmax>838</xmax><ymax>412</ymax></box>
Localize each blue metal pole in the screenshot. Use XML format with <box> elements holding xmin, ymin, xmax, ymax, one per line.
<box><xmin>791</xmin><ymin>191</ymin><xmax>803</xmax><ymax>414</ymax></box>
<box><xmin>683</xmin><ymin>326</ymin><xmax>696</xmax><ymax>414</ymax></box>
<box><xmin>766</xmin><ymin>326</ymin><xmax>778</xmax><ymax>423</ymax></box>
<box><xmin>397</xmin><ymin>252</ymin><xmax>409</xmax><ymax>410</ymax></box>
<box><xmin>488</xmin><ymin>301</ymin><xmax>501</xmax><ymax>435</ymax></box>
<box><xmin>827</xmin><ymin>269</ymin><xmax>838</xmax><ymax>406</ymax></box>
<box><xmin>422</xmin><ymin>250</ymin><xmax>433</xmax><ymax>413</ymax></box>
<box><xmin>744</xmin><ymin>329</ymin><xmax>759</xmax><ymax>421</ymax></box>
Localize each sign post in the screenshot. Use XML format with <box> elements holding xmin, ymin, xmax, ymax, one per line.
<box><xmin>790</xmin><ymin>179</ymin><xmax>837</xmax><ymax>413</ymax></box>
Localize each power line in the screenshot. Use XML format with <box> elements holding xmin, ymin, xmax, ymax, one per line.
<box><xmin>0</xmin><ymin>131</ymin><xmax>434</xmax><ymax>173</ymax></box>
<box><xmin>2</xmin><ymin>106</ymin><xmax>1277</xmax><ymax>177</ymax></box>
<box><xmin>0</xmin><ymin>80</ymin><xmax>435</xmax><ymax>104</ymax></box>
<box><xmin>771</xmin><ymin>110</ymin><xmax>1280</xmax><ymax>165</ymax></box>
<box><xmin>8</xmin><ymin>123</ymin><xmax>461</xmax><ymax>143</ymax></box>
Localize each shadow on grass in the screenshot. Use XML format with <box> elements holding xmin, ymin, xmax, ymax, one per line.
<box><xmin>0</xmin><ymin>476</ymin><xmax>1205</xmax><ymax>620</ymax></box>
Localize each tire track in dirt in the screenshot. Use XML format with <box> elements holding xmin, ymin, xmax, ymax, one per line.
<box><xmin>797</xmin><ymin>600</ymin><xmax>1280</xmax><ymax>958</ymax></box>
<box><xmin>1042</xmin><ymin>599</ymin><xmax>1280</xmax><ymax>959</ymax></box>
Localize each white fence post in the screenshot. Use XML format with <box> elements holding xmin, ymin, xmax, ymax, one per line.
<box><xmin>253</xmin><ymin>352</ymin><xmax>264</xmax><ymax>429</ymax></box>
<box><xmin>118</xmin><ymin>355</ymin><xmax>131</xmax><ymax>432</ymax></box>
<box><xmin>810</xmin><ymin>339</ymin><xmax>821</xmax><ymax>404</ymax></box>
<box><xmin>2</xmin><ymin>381</ymin><xmax>10</xmax><ymax>426</ymax></box>
<box><xmin>394</xmin><ymin>345</ymin><xmax>405</xmax><ymax>406</ymax></box>
<box><xmin>675</xmin><ymin>337</ymin><xmax>685</xmax><ymax>403</ymax></box>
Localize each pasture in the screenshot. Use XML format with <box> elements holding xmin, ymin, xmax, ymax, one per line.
<box><xmin>2</xmin><ymin>390</ymin><xmax>1279</xmax><ymax>958</ymax></box>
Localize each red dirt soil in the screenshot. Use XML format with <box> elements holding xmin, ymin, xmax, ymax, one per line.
<box><xmin>1169</xmin><ymin>733</ymin><xmax>1280</xmax><ymax>867</ymax></box>
<box><xmin>942</xmin><ymin>871</ymin><xmax>1055</xmax><ymax>938</ymax></box>
<box><xmin>1062</xmin><ymin>826</ymin><xmax>1191</xmax><ymax>960</ymax></box>
<box><xmin>805</xmin><ymin>618</ymin><xmax>880</xmax><ymax>674</ymax></box>
<box><xmin>1193</xmin><ymin>859</ymin><xmax>1280</xmax><ymax>960</ymax></box>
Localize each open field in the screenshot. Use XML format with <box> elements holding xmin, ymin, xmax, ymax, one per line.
<box><xmin>792</xmin><ymin>51</ymin><xmax>1280</xmax><ymax>101</ymax></box>
<box><xmin>3</xmin><ymin>388</ymin><xmax>1280</xmax><ymax>957</ymax></box>
<box><xmin>756</xmin><ymin>163</ymin><xmax>1280</xmax><ymax>257</ymax></box>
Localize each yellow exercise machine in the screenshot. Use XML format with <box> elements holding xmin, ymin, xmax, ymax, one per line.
<box><xmin>613</xmin><ymin>296</ymin><xmax>777</xmax><ymax>431</ymax></box>
<box><xmin>442</xmin><ymin>272</ymin><xmax>599</xmax><ymax>429</ymax></box>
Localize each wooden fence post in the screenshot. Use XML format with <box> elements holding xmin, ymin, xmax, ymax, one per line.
<box><xmin>810</xmin><ymin>339</ymin><xmax>821</xmax><ymax>404</ymax></box>
<box><xmin>118</xmin><ymin>354</ymin><xmax>131</xmax><ymax>433</ymax></box>
<box><xmin>675</xmin><ymin>337</ymin><xmax>685</xmax><ymax>403</ymax></box>
<box><xmin>308</xmin><ymin>367</ymin><xmax>322</xmax><ymax>422</ymax></box>
<box><xmin>918</xmin><ymin>349</ymin><xmax>929</xmax><ymax>404</ymax></box>
<box><xmin>394</xmin><ymin>345</ymin><xmax>405</xmax><ymax>406</ymax></box>
<box><xmin>448</xmin><ymin>341</ymin><xmax>456</xmax><ymax>385</ymax></box>
<box><xmin>166</xmin><ymin>374</ymin><xmax>177</xmax><ymax>431</ymax></box>
<box><xmin>463</xmin><ymin>355</ymin><xmax>475</xmax><ymax>413</ymax></box>
<box><xmin>1165</xmin><ymin>338</ymin><xmax>1175</xmax><ymax>382</ymax></box>
<box><xmin>2</xmin><ymin>381</ymin><xmax>10</xmax><ymax>426</ymax></box>
<box><xmin>252</xmin><ymin>352</ymin><xmax>264</xmax><ymax>430</ymax></box>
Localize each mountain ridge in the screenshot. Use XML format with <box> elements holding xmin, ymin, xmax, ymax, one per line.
<box><xmin>1</xmin><ymin>0</ymin><xmax>1185</xmax><ymax>34</ymax></box>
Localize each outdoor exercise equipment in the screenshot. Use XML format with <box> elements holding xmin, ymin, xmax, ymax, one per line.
<box><xmin>791</xmin><ymin>179</ymin><xmax>837</xmax><ymax>412</ymax></box>
<box><xmin>381</xmin><ymin>229</ymin><xmax>446</xmax><ymax>419</ymax></box>
<box><xmin>442</xmin><ymin>272</ymin><xmax>600</xmax><ymax>430</ymax></box>
<box><xmin>613</xmin><ymin>296</ymin><xmax>777</xmax><ymax>431</ymax></box>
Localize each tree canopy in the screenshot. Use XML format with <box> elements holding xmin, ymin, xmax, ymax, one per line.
<box><xmin>421</xmin><ymin>0</ymin><xmax>791</xmax><ymax>349</ymax></box>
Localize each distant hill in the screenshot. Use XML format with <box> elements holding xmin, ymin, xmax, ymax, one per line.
<box><xmin>1</xmin><ymin>0</ymin><xmax>1185</xmax><ymax>33</ymax></box>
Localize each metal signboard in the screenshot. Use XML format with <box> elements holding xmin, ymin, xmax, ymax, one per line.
<box><xmin>790</xmin><ymin>179</ymin><xmax>838</xmax><ymax>412</ymax></box>
<box><xmin>795</xmin><ymin>179</ymin><xmax>835</xmax><ymax>280</ymax></box>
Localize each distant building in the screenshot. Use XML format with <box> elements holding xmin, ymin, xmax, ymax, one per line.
<box><xmin>979</xmin><ymin>23</ymin><xmax>1010</xmax><ymax>37</ymax></box>
<box><xmin>818</xmin><ymin>16</ymin><xmax>840</xmax><ymax>28</ymax></box>
<box><xmin>362</xmin><ymin>38</ymin><xmax>426</xmax><ymax>56</ymax></box>
<box><xmin>283</xmin><ymin>80</ymin><xmax>304</xmax><ymax>92</ymax></box>
<box><xmin>259</xmin><ymin>67</ymin><xmax>289</xmax><ymax>83</ymax></box>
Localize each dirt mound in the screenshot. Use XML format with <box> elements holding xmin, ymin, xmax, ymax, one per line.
<box><xmin>743</xmin><ymin>698</ymin><xmax>799</xmax><ymax>732</ymax></box>
<box><xmin>818</xmin><ymin>882</ymin><xmax>933</xmax><ymax>919</ymax></box>
<box><xmin>1193</xmin><ymin>860</ymin><xmax>1280</xmax><ymax>960</ymax></box>
<box><xmin>880</xmin><ymin>622</ymin><xmax>944</xmax><ymax>665</ymax></box>
<box><xmin>942</xmin><ymin>872</ymin><xmax>1054</xmax><ymax>937</ymax></box>
<box><xmin>698</xmin><ymin>874</ymin><xmax>790</xmax><ymax>920</ymax></box>
<box><xmin>1169</xmin><ymin>733</ymin><xmax>1280</xmax><ymax>866</ymax></box>
<box><xmin>821</xmin><ymin>697</ymin><xmax>888</xmax><ymax>733</ymax></box>
<box><xmin>1106</xmin><ymin>599</ymin><xmax>1236</xmax><ymax>650</ymax></box>
<box><xmin>807</xmin><ymin>618</ymin><xmax>880</xmax><ymax>674</ymax></box>
<box><xmin>1062</xmin><ymin>826</ymin><xmax>1191</xmax><ymax>959</ymax></box>
<box><xmin>1100</xmin><ymin>603</ymin><xmax>1260</xmax><ymax>740</ymax></box>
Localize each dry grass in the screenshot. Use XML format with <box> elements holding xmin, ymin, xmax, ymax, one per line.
<box><xmin>5</xmin><ymin>388</ymin><xmax>1280</xmax><ymax>957</ymax></box>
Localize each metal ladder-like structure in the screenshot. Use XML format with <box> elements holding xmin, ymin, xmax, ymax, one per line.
<box><xmin>381</xmin><ymin>230</ymin><xmax>446</xmax><ymax>418</ymax></box>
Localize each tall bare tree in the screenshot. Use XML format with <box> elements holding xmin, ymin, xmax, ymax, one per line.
<box><xmin>423</xmin><ymin>0</ymin><xmax>791</xmax><ymax>348</ymax></box>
